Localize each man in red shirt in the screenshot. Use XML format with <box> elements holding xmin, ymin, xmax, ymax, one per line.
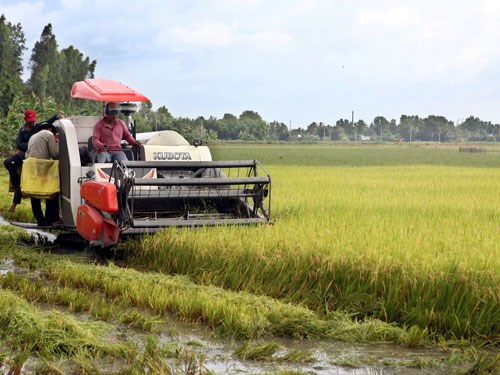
<box><xmin>92</xmin><ymin>102</ymin><xmax>140</xmax><ymax>163</ymax></box>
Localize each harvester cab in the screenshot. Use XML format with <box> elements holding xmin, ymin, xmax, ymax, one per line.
<box><xmin>16</xmin><ymin>79</ymin><xmax>271</xmax><ymax>248</ymax></box>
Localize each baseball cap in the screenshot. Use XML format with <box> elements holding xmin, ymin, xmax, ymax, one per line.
<box><xmin>105</xmin><ymin>102</ymin><xmax>120</xmax><ymax>115</ymax></box>
<box><xmin>24</xmin><ymin>109</ymin><xmax>37</xmax><ymax>122</ymax></box>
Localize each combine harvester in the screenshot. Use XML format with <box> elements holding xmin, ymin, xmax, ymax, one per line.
<box><xmin>15</xmin><ymin>79</ymin><xmax>271</xmax><ymax>247</ymax></box>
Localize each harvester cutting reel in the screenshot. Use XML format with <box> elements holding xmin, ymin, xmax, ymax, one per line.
<box><xmin>76</xmin><ymin>160</ymin><xmax>271</xmax><ymax>247</ymax></box>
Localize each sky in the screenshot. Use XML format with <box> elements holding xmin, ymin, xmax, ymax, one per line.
<box><xmin>2</xmin><ymin>0</ymin><xmax>500</xmax><ymax>128</ymax></box>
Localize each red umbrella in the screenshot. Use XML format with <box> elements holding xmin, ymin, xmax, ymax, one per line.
<box><xmin>70</xmin><ymin>78</ymin><xmax>150</xmax><ymax>102</ymax></box>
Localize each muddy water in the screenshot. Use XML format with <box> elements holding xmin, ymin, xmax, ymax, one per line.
<box><xmin>160</xmin><ymin>321</ymin><xmax>453</xmax><ymax>374</ymax></box>
<box><xmin>0</xmin><ymin>219</ymin><xmax>466</xmax><ymax>374</ymax></box>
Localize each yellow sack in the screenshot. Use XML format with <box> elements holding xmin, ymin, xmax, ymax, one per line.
<box><xmin>21</xmin><ymin>158</ymin><xmax>60</xmax><ymax>199</ymax></box>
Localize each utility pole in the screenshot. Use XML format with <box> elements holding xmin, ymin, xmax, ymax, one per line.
<box><xmin>352</xmin><ymin>111</ymin><xmax>356</xmax><ymax>142</ymax></box>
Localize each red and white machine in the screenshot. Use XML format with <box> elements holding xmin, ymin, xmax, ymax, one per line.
<box><xmin>47</xmin><ymin>79</ymin><xmax>271</xmax><ymax>247</ymax></box>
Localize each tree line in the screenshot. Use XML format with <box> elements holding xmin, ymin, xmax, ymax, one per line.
<box><xmin>292</xmin><ymin>114</ymin><xmax>500</xmax><ymax>143</ymax></box>
<box><xmin>1</xmin><ymin>14</ymin><xmax>499</xmax><ymax>155</ymax></box>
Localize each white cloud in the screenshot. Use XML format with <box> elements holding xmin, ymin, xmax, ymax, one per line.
<box><xmin>357</xmin><ymin>6</ymin><xmax>422</xmax><ymax>29</ymax></box>
<box><xmin>60</xmin><ymin>0</ymin><xmax>84</xmax><ymax>10</ymax></box>
<box><xmin>244</xmin><ymin>31</ymin><xmax>294</xmax><ymax>52</ymax></box>
<box><xmin>163</xmin><ymin>22</ymin><xmax>235</xmax><ymax>50</ymax></box>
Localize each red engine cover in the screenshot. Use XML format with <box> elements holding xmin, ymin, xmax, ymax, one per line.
<box><xmin>76</xmin><ymin>204</ymin><xmax>120</xmax><ymax>247</ymax></box>
<box><xmin>80</xmin><ymin>181</ymin><xmax>118</xmax><ymax>213</ymax></box>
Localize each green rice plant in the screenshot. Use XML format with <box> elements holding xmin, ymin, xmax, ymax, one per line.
<box><xmin>72</xmin><ymin>350</ymin><xmax>106</xmax><ymax>374</ymax></box>
<box><xmin>234</xmin><ymin>341</ymin><xmax>281</xmax><ymax>361</ymax></box>
<box><xmin>0</xmin><ymin>219</ymin><xmax>31</xmax><ymax>245</ymax></box>
<box><xmin>235</xmin><ymin>342</ymin><xmax>316</xmax><ymax>364</ymax></box>
<box><xmin>117</xmin><ymin>336</ymin><xmax>211</xmax><ymax>375</ymax></box>
<box><xmin>118</xmin><ymin>309</ymin><xmax>163</xmax><ymax>332</ymax></box>
<box><xmin>124</xmin><ymin>155</ymin><xmax>499</xmax><ymax>344</ymax></box>
<box><xmin>5</xmin><ymin>344</ymin><xmax>32</xmax><ymax>374</ymax></box>
<box><xmin>0</xmin><ymin>288</ymin><xmax>131</xmax><ymax>360</ymax></box>
<box><xmin>278</xmin><ymin>349</ymin><xmax>315</xmax><ymax>364</ymax></box>
<box><xmin>0</xmin><ymin>271</ymin><xmax>163</xmax><ymax>333</ymax></box>
<box><xmin>33</xmin><ymin>360</ymin><xmax>66</xmax><ymax>375</ymax></box>
<box><xmin>32</xmin><ymin>259</ymin><xmax>423</xmax><ymax>344</ymax></box>
<box><xmin>0</xmin><ymin>170</ymin><xmax>35</xmax><ymax>223</ymax></box>
<box><xmin>464</xmin><ymin>352</ymin><xmax>500</xmax><ymax>374</ymax></box>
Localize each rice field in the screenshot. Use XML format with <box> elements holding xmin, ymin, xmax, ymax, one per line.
<box><xmin>0</xmin><ymin>142</ymin><xmax>499</xmax><ymax>373</ymax></box>
<box><xmin>128</xmin><ymin>143</ymin><xmax>500</xmax><ymax>343</ymax></box>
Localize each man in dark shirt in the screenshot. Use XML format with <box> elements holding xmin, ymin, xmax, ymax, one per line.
<box><xmin>3</xmin><ymin>110</ymin><xmax>59</xmax><ymax>212</ymax></box>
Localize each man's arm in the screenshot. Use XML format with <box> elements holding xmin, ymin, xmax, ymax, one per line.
<box><xmin>47</xmin><ymin>133</ymin><xmax>59</xmax><ymax>159</ymax></box>
<box><xmin>92</xmin><ymin>123</ymin><xmax>106</xmax><ymax>151</ymax></box>
<box><xmin>16</xmin><ymin>128</ymin><xmax>29</xmax><ymax>152</ymax></box>
<box><xmin>44</xmin><ymin>114</ymin><xmax>60</xmax><ymax>125</ymax></box>
<box><xmin>121</xmin><ymin>121</ymin><xmax>141</xmax><ymax>147</ymax></box>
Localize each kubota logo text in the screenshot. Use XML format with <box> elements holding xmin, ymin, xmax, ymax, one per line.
<box><xmin>153</xmin><ymin>152</ymin><xmax>192</xmax><ymax>161</ymax></box>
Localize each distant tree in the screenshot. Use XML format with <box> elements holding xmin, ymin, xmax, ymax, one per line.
<box><xmin>371</xmin><ymin>116</ymin><xmax>390</xmax><ymax>141</ymax></box>
<box><xmin>28</xmin><ymin>24</ymin><xmax>96</xmax><ymax>103</ymax></box>
<box><xmin>28</xmin><ymin>24</ymin><xmax>60</xmax><ymax>100</ymax></box>
<box><xmin>156</xmin><ymin>105</ymin><xmax>174</xmax><ymax>130</ymax></box>
<box><xmin>1</xmin><ymin>93</ymin><xmax>61</xmax><ymax>153</ymax></box>
<box><xmin>0</xmin><ymin>15</ymin><xmax>26</xmax><ymax>116</ymax></box>
<box><xmin>201</xmin><ymin>115</ymin><xmax>218</xmax><ymax>138</ymax></box>
<box><xmin>135</xmin><ymin>101</ymin><xmax>154</xmax><ymax>132</ymax></box>
<box><xmin>171</xmin><ymin>117</ymin><xmax>196</xmax><ymax>141</ymax></box>
<box><xmin>457</xmin><ymin>116</ymin><xmax>492</xmax><ymax>140</ymax></box>
<box><xmin>60</xmin><ymin>45</ymin><xmax>96</xmax><ymax>103</ymax></box>
<box><xmin>399</xmin><ymin>115</ymin><xmax>423</xmax><ymax>141</ymax></box>
<box><xmin>269</xmin><ymin>121</ymin><xmax>289</xmax><ymax>141</ymax></box>
<box><xmin>421</xmin><ymin>115</ymin><xmax>454</xmax><ymax>142</ymax></box>
<box><xmin>335</xmin><ymin>118</ymin><xmax>353</xmax><ymax>137</ymax></box>
<box><xmin>306</xmin><ymin>122</ymin><xmax>320</xmax><ymax>137</ymax></box>
<box><xmin>354</xmin><ymin>119</ymin><xmax>368</xmax><ymax>140</ymax></box>
<box><xmin>484</xmin><ymin>121</ymin><xmax>500</xmax><ymax>141</ymax></box>
<box><xmin>331</xmin><ymin>126</ymin><xmax>347</xmax><ymax>141</ymax></box>
<box><xmin>459</xmin><ymin>116</ymin><xmax>483</xmax><ymax>132</ymax></box>
<box><xmin>317</xmin><ymin>122</ymin><xmax>332</xmax><ymax>140</ymax></box>
<box><xmin>220</xmin><ymin>113</ymin><xmax>239</xmax><ymax>139</ymax></box>
<box><xmin>239</xmin><ymin>110</ymin><xmax>267</xmax><ymax>140</ymax></box>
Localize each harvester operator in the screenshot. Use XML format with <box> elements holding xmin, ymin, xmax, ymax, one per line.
<box><xmin>92</xmin><ymin>102</ymin><xmax>141</xmax><ymax>163</ymax></box>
